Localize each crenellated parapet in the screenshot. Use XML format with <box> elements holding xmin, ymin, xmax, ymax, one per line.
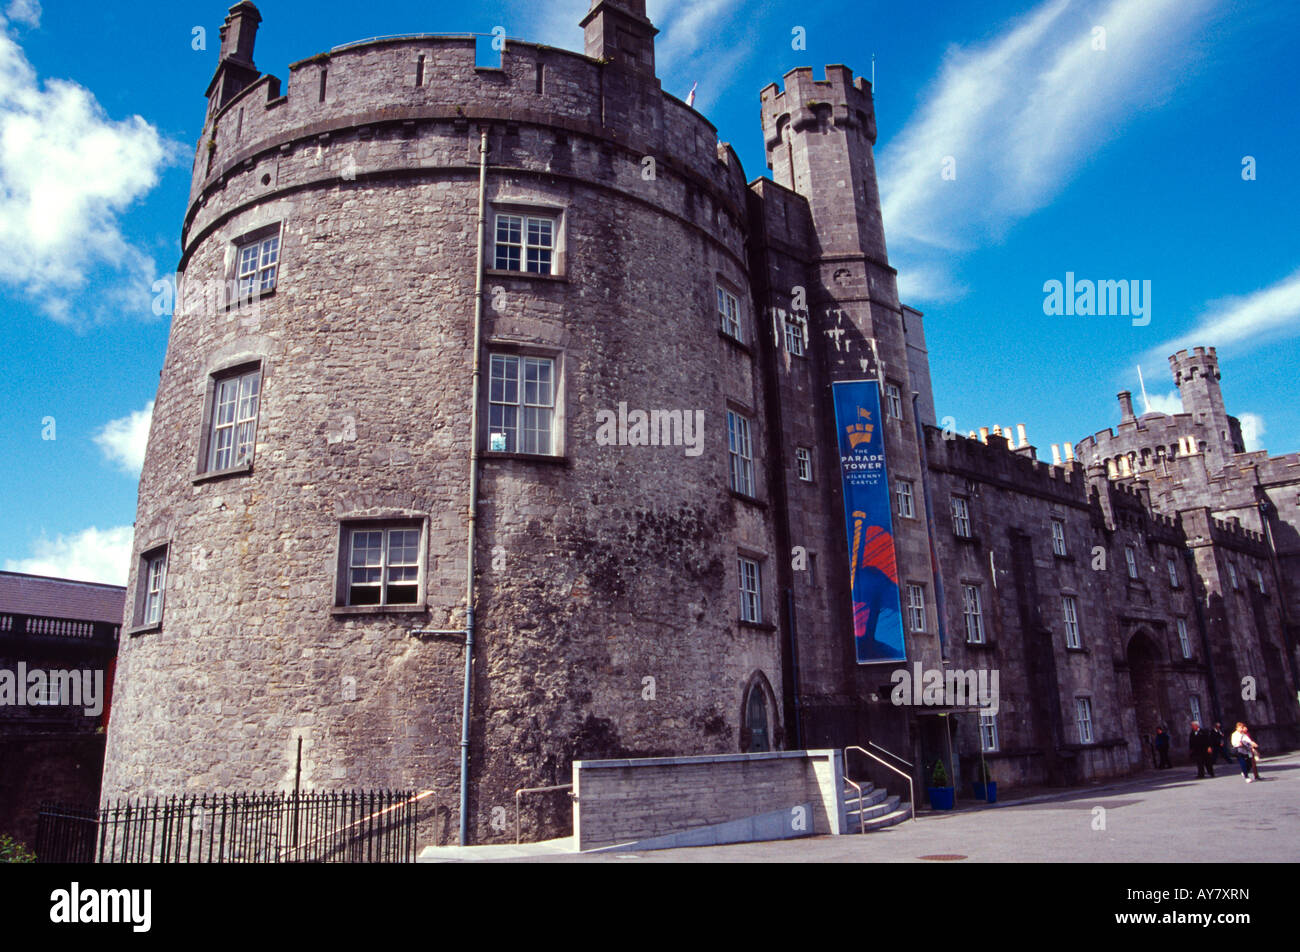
<box><xmin>759</xmin><ymin>65</ymin><xmax>876</xmax><ymax>160</ymax></box>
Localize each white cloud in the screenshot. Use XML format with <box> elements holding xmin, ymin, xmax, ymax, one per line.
<box><xmin>1238</xmin><ymin>412</ymin><xmax>1265</xmax><ymax>453</ymax></box>
<box><xmin>4</xmin><ymin>0</ymin><xmax>40</xmax><ymax>28</ymax></box>
<box><xmin>5</xmin><ymin>525</ymin><xmax>134</xmax><ymax>585</ymax></box>
<box><xmin>94</xmin><ymin>401</ymin><xmax>153</xmax><ymax>476</ymax></box>
<box><xmin>1151</xmin><ymin>267</ymin><xmax>1300</xmax><ymax>360</ymax></box>
<box><xmin>1142</xmin><ymin>389</ymin><xmax>1182</xmax><ymax>416</ymax></box>
<box><xmin>0</xmin><ymin>21</ymin><xmax>176</xmax><ymax>324</ymax></box>
<box><xmin>880</xmin><ymin>0</ymin><xmax>1218</xmax><ymax>298</ymax></box>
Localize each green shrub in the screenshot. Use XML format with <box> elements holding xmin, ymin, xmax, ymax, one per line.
<box><xmin>930</xmin><ymin>759</ymin><xmax>950</xmax><ymax>787</ymax></box>
<box><xmin>0</xmin><ymin>834</ymin><xmax>35</xmax><ymax>863</ymax></box>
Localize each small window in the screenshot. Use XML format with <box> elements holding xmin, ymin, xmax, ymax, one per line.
<box><xmin>1256</xmin><ymin>568</ymin><xmax>1266</xmax><ymax>594</ymax></box>
<box><xmin>134</xmin><ymin>546</ymin><xmax>168</xmax><ymax>629</ymax></box>
<box><xmin>962</xmin><ymin>584</ymin><xmax>984</xmax><ymax>644</ymax></box>
<box><xmin>906</xmin><ymin>583</ymin><xmax>926</xmax><ymax>633</ymax></box>
<box><xmin>494</xmin><ymin>213</ymin><xmax>556</xmax><ymax>274</ymax></box>
<box><xmin>234</xmin><ymin>228</ymin><xmax>280</xmax><ymax>300</ymax></box>
<box><xmin>795</xmin><ymin>447</ymin><xmax>813</xmax><ymax>482</ymax></box>
<box><xmin>1125</xmin><ymin>546</ymin><xmax>1139</xmax><ymax>579</ymax></box>
<box><xmin>1177</xmin><ymin>617</ymin><xmax>1192</xmax><ymax>658</ymax></box>
<box><xmin>1051</xmin><ymin>519</ymin><xmax>1067</xmax><ymax>557</ymax></box>
<box><xmin>1076</xmin><ymin>698</ymin><xmax>1094</xmax><ymax>744</ymax></box>
<box><xmin>1228</xmin><ymin>562</ymin><xmax>1239</xmax><ymax>590</ymax></box>
<box><xmin>885</xmin><ymin>383</ymin><xmax>903</xmax><ymax>420</ymax></box>
<box><xmin>979</xmin><ymin>713</ymin><xmax>998</xmax><ymax>752</ymax></box>
<box><xmin>343</xmin><ymin>524</ymin><xmax>421</xmax><ymax>607</ymax></box>
<box><xmin>1189</xmin><ymin>695</ymin><xmax>1203</xmax><ymax>725</ymax></box>
<box><xmin>717</xmin><ymin>286</ymin><xmax>743</xmax><ymax>342</ymax></box>
<box><xmin>488</xmin><ymin>353</ymin><xmax>555</xmax><ymax>455</ymax></box>
<box><xmin>951</xmin><ymin>496</ymin><xmax>971</xmax><ymax>538</ymax></box>
<box><xmin>1062</xmin><ymin>595</ymin><xmax>1080</xmax><ymax>648</ymax></box>
<box><xmin>1167</xmin><ymin>558</ymin><xmax>1180</xmax><ymax>588</ymax></box>
<box><xmin>205</xmin><ymin>365</ymin><xmax>261</xmax><ymax>472</ymax></box>
<box><xmin>727</xmin><ymin>410</ymin><xmax>755</xmax><ymax>496</ymax></box>
<box><xmin>784</xmin><ymin>318</ymin><xmax>805</xmax><ymax>356</ymax></box>
<box><xmin>895</xmin><ymin>480</ymin><xmax>915</xmax><ymax>519</ymax></box>
<box><xmin>738</xmin><ymin>556</ymin><xmax>762</xmax><ymax>623</ymax></box>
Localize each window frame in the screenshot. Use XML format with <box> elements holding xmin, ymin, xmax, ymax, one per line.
<box><xmin>484</xmin><ymin>349</ymin><xmax>562</xmax><ymax>457</ymax></box>
<box><xmin>1076</xmin><ymin>697</ymin><xmax>1094</xmax><ymax>744</ymax></box>
<box><xmin>884</xmin><ymin>382</ymin><xmax>903</xmax><ymax>421</ymax></box>
<box><xmin>895</xmin><ymin>479</ymin><xmax>915</xmax><ymax>519</ymax></box>
<box><xmin>794</xmin><ymin>446</ymin><xmax>813</xmax><ymax>482</ymax></box>
<box><xmin>130</xmin><ymin>544</ymin><xmax>169</xmax><ymax>634</ymax></box>
<box><xmin>906</xmin><ymin>583</ymin><xmax>926</xmax><ymax>633</ymax></box>
<box><xmin>492</xmin><ymin>211</ymin><xmax>558</xmax><ymax>276</ymax></box>
<box><xmin>1125</xmin><ymin>546</ymin><xmax>1139</xmax><ymax>579</ymax></box>
<box><xmin>227</xmin><ymin>223</ymin><xmax>282</xmax><ymax>307</ymax></box>
<box><xmin>1227</xmin><ymin>562</ymin><xmax>1239</xmax><ymax>590</ymax></box>
<box><xmin>197</xmin><ymin>360</ymin><xmax>263</xmax><ymax>478</ymax></box>
<box><xmin>951</xmin><ymin>495</ymin><xmax>972</xmax><ymax>538</ymax></box>
<box><xmin>1051</xmin><ymin>519</ymin><xmax>1067</xmax><ymax>557</ymax></box>
<box><xmin>717</xmin><ymin>285</ymin><xmax>744</xmax><ymax>343</ymax></box>
<box><xmin>738</xmin><ymin>556</ymin><xmax>762</xmax><ymax>624</ymax></box>
<box><xmin>962</xmin><ymin>583</ymin><xmax>985</xmax><ymax>645</ymax></box>
<box><xmin>1167</xmin><ymin>558</ymin><xmax>1180</xmax><ymax>588</ymax></box>
<box><xmin>333</xmin><ymin>518</ymin><xmax>428</xmax><ymax>613</ymax></box>
<box><xmin>1177</xmin><ymin>617</ymin><xmax>1192</xmax><ymax>659</ymax></box>
<box><xmin>1190</xmin><ymin>695</ymin><xmax>1203</xmax><ymax>725</ymax></box>
<box><xmin>783</xmin><ymin>317</ymin><xmax>806</xmax><ymax>356</ymax></box>
<box><xmin>979</xmin><ymin>713</ymin><xmax>998</xmax><ymax>752</ymax></box>
<box><xmin>1062</xmin><ymin>594</ymin><xmax>1081</xmax><ymax>649</ymax></box>
<box><xmin>727</xmin><ymin>409</ymin><xmax>755</xmax><ymax>497</ymax></box>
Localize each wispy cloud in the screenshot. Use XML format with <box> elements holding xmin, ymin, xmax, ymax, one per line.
<box><xmin>1142</xmin><ymin>389</ymin><xmax>1183</xmax><ymax>416</ymax></box>
<box><xmin>880</xmin><ymin>0</ymin><xmax>1218</xmax><ymax>300</ymax></box>
<box><xmin>1150</xmin><ymin>267</ymin><xmax>1300</xmax><ymax>360</ymax></box>
<box><xmin>94</xmin><ymin>401</ymin><xmax>153</xmax><ymax>476</ymax></box>
<box><xmin>5</xmin><ymin>525</ymin><xmax>133</xmax><ymax>585</ymax></box>
<box><xmin>0</xmin><ymin>20</ymin><xmax>178</xmax><ymax>325</ymax></box>
<box><xmin>4</xmin><ymin>0</ymin><xmax>40</xmax><ymax>28</ymax></box>
<box><xmin>1238</xmin><ymin>412</ymin><xmax>1265</xmax><ymax>452</ymax></box>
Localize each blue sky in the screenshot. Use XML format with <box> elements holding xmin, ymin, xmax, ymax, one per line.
<box><xmin>1</xmin><ymin>0</ymin><xmax>1297</xmax><ymax>584</ymax></box>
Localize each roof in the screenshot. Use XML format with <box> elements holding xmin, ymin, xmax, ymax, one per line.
<box><xmin>0</xmin><ymin>571</ymin><xmax>126</xmax><ymax>625</ymax></box>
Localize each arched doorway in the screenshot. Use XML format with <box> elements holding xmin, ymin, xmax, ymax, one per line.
<box><xmin>1127</xmin><ymin>631</ymin><xmax>1164</xmax><ymax>749</ymax></box>
<box><xmin>746</xmin><ymin>689</ymin><xmax>769</xmax><ymax>752</ymax></box>
<box><xmin>740</xmin><ymin>672</ymin><xmax>778</xmax><ymax>753</ymax></box>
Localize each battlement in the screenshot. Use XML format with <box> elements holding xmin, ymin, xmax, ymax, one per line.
<box><xmin>1169</xmin><ymin>345</ymin><xmax>1221</xmax><ymax>387</ymax></box>
<box><xmin>924</xmin><ymin>426</ymin><xmax>1089</xmax><ymax>505</ymax></box>
<box><xmin>759</xmin><ymin>65</ymin><xmax>876</xmax><ymax>155</ymax></box>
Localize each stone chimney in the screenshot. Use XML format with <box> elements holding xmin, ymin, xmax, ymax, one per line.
<box><xmin>1118</xmin><ymin>390</ymin><xmax>1136</xmax><ymax>423</ymax></box>
<box><xmin>581</xmin><ymin>0</ymin><xmax>658</xmax><ymax>77</ymax></box>
<box><xmin>206</xmin><ymin>2</ymin><xmax>263</xmax><ymax>112</ymax></box>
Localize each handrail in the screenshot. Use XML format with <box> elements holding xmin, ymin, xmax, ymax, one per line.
<box><xmin>845</xmin><ymin>746</ymin><xmax>917</xmax><ymax>824</ymax></box>
<box><xmin>842</xmin><ymin>776</ymin><xmax>865</xmax><ymax>835</ymax></box>
<box><xmin>868</xmin><ymin>740</ymin><xmax>914</xmax><ymax>769</ymax></box>
<box><xmin>514</xmin><ymin>783</ymin><xmax>573</xmax><ymax>844</ymax></box>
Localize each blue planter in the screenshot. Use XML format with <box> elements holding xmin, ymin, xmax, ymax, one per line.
<box><xmin>927</xmin><ymin>786</ymin><xmax>955</xmax><ymax>810</ymax></box>
<box><xmin>971</xmin><ymin>781</ymin><xmax>998</xmax><ymax>803</ymax></box>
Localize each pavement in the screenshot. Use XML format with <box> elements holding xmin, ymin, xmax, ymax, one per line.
<box><xmin>441</xmin><ymin>751</ymin><xmax>1300</xmax><ymax>862</ymax></box>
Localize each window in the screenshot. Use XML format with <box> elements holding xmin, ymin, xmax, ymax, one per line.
<box><xmin>494</xmin><ymin>213</ymin><xmax>555</xmax><ymax>274</ymax></box>
<box><xmin>795</xmin><ymin>447</ymin><xmax>813</xmax><ymax>482</ymax></box>
<box><xmin>1125</xmin><ymin>546</ymin><xmax>1139</xmax><ymax>579</ymax></box>
<box><xmin>979</xmin><ymin>713</ymin><xmax>999</xmax><ymax>752</ymax></box>
<box><xmin>1062</xmin><ymin>595</ymin><xmax>1080</xmax><ymax>648</ymax></box>
<box><xmin>1076</xmin><ymin>698</ymin><xmax>1094</xmax><ymax>744</ymax></box>
<box><xmin>205</xmin><ymin>366</ymin><xmax>261</xmax><ymax>472</ymax></box>
<box><xmin>344</xmin><ymin>525</ymin><xmax>421</xmax><ymax>607</ymax></box>
<box><xmin>137</xmin><ymin>547</ymin><xmax>168</xmax><ymax>628</ymax></box>
<box><xmin>1051</xmin><ymin>519</ymin><xmax>1067</xmax><ymax>556</ymax></box>
<box><xmin>906</xmin><ymin>584</ymin><xmax>926</xmax><ymax>632</ymax></box>
<box><xmin>951</xmin><ymin>496</ymin><xmax>971</xmax><ymax>538</ymax></box>
<box><xmin>738</xmin><ymin>557</ymin><xmax>762</xmax><ymax>623</ymax></box>
<box><xmin>885</xmin><ymin>383</ymin><xmax>903</xmax><ymax>420</ymax></box>
<box><xmin>717</xmin><ymin>286</ymin><xmax>742</xmax><ymax>341</ymax></box>
<box><xmin>1177</xmin><ymin>617</ymin><xmax>1191</xmax><ymax>659</ymax></box>
<box><xmin>1189</xmin><ymin>695</ymin><xmax>1202</xmax><ymax>725</ymax></box>
<box><xmin>488</xmin><ymin>354</ymin><xmax>555</xmax><ymax>455</ymax></box>
<box><xmin>895</xmin><ymin>480</ymin><xmax>915</xmax><ymax>519</ymax></box>
<box><xmin>1167</xmin><ymin>558</ymin><xmax>1180</xmax><ymax>588</ymax></box>
<box><xmin>784</xmin><ymin>318</ymin><xmax>805</xmax><ymax>356</ymax></box>
<box><xmin>962</xmin><ymin>584</ymin><xmax>985</xmax><ymax>644</ymax></box>
<box><xmin>235</xmin><ymin>228</ymin><xmax>279</xmax><ymax>299</ymax></box>
<box><xmin>1227</xmin><ymin>562</ymin><xmax>1239</xmax><ymax>590</ymax></box>
<box><xmin>727</xmin><ymin>410</ymin><xmax>755</xmax><ymax>496</ymax></box>
<box><xmin>1256</xmin><ymin>568</ymin><xmax>1266</xmax><ymax>594</ymax></box>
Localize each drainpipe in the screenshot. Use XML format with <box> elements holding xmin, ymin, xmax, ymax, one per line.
<box><xmin>459</xmin><ymin>126</ymin><xmax>489</xmax><ymax>847</ymax></box>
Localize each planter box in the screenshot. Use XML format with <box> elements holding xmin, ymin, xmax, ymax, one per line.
<box><xmin>927</xmin><ymin>786</ymin><xmax>955</xmax><ymax>810</ymax></box>
<box><xmin>971</xmin><ymin>781</ymin><xmax>998</xmax><ymax>803</ymax></box>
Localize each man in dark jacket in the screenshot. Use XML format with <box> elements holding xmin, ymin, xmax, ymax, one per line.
<box><xmin>1154</xmin><ymin>727</ymin><xmax>1172</xmax><ymax>769</ymax></box>
<box><xmin>1209</xmin><ymin>722</ymin><xmax>1228</xmax><ymax>765</ymax></box>
<box><xmin>1189</xmin><ymin>722</ymin><xmax>1215</xmax><ymax>777</ymax></box>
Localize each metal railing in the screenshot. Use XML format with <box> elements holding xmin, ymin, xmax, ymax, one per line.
<box><xmin>36</xmin><ymin>789</ymin><xmax>427</xmax><ymax>863</ymax></box>
<box><xmin>868</xmin><ymin>740</ymin><xmax>913</xmax><ymax>769</ymax></box>
<box><xmin>842</xmin><ymin>776</ymin><xmax>865</xmax><ymax>835</ymax></box>
<box><xmin>845</xmin><ymin>745</ymin><xmax>917</xmax><ymax>824</ymax></box>
<box><xmin>514</xmin><ymin>783</ymin><xmax>573</xmax><ymax>844</ymax></box>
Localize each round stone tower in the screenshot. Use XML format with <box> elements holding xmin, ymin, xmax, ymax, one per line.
<box><xmin>102</xmin><ymin>1</ymin><xmax>785</xmax><ymax>843</ymax></box>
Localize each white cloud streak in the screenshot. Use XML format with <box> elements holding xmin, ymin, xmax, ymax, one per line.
<box><xmin>4</xmin><ymin>0</ymin><xmax>40</xmax><ymax>28</ymax></box>
<box><xmin>94</xmin><ymin>401</ymin><xmax>153</xmax><ymax>476</ymax></box>
<box><xmin>5</xmin><ymin>525</ymin><xmax>134</xmax><ymax>586</ymax></box>
<box><xmin>880</xmin><ymin>0</ymin><xmax>1218</xmax><ymax>301</ymax></box>
<box><xmin>0</xmin><ymin>21</ymin><xmax>177</xmax><ymax>324</ymax></box>
<box><xmin>1151</xmin><ymin>267</ymin><xmax>1300</xmax><ymax>360</ymax></box>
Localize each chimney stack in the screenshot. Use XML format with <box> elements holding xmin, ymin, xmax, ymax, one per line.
<box><xmin>1118</xmin><ymin>390</ymin><xmax>1136</xmax><ymax>423</ymax></box>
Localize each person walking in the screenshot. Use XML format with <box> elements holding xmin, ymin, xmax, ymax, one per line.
<box><xmin>1188</xmin><ymin>721</ymin><xmax>1215</xmax><ymax>778</ymax></box>
<box><xmin>1230</xmin><ymin>722</ymin><xmax>1259</xmax><ymax>783</ymax></box>
<box><xmin>1213</xmin><ymin>722</ymin><xmax>1233</xmax><ymax>764</ymax></box>
<box><xmin>1209</xmin><ymin>722</ymin><xmax>1227</xmax><ymax>764</ymax></box>
<box><xmin>1154</xmin><ymin>726</ymin><xmax>1172</xmax><ymax>769</ymax></box>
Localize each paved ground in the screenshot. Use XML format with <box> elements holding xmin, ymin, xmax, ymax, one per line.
<box><xmin>486</xmin><ymin>752</ymin><xmax>1300</xmax><ymax>863</ymax></box>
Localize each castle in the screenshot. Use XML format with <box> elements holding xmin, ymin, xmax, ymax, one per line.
<box><xmin>101</xmin><ymin>0</ymin><xmax>1300</xmax><ymax>842</ymax></box>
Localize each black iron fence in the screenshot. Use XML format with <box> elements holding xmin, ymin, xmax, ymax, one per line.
<box><xmin>36</xmin><ymin>789</ymin><xmax>429</xmax><ymax>863</ymax></box>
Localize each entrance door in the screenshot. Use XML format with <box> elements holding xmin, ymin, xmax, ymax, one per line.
<box><xmin>746</xmin><ymin>688</ymin><xmax>769</xmax><ymax>752</ymax></box>
<box><xmin>1127</xmin><ymin>632</ymin><xmax>1163</xmax><ymax>753</ymax></box>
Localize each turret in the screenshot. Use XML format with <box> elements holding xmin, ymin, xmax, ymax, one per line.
<box><xmin>581</xmin><ymin>0</ymin><xmax>658</xmax><ymax>77</ymax></box>
<box><xmin>205</xmin><ymin>1</ymin><xmax>262</xmax><ymax>112</ymax></box>
<box><xmin>1169</xmin><ymin>346</ymin><xmax>1245</xmax><ymax>460</ymax></box>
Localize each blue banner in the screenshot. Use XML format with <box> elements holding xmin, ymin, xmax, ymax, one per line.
<box><xmin>832</xmin><ymin>380</ymin><xmax>906</xmax><ymax>664</ymax></box>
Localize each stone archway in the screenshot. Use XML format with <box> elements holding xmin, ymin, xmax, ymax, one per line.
<box><xmin>740</xmin><ymin>671</ymin><xmax>780</xmax><ymax>753</ymax></box>
<box><xmin>1126</xmin><ymin>631</ymin><xmax>1164</xmax><ymax>745</ymax></box>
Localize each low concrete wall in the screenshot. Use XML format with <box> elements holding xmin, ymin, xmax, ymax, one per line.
<box><xmin>572</xmin><ymin>749</ymin><xmax>844</xmax><ymax>851</ymax></box>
